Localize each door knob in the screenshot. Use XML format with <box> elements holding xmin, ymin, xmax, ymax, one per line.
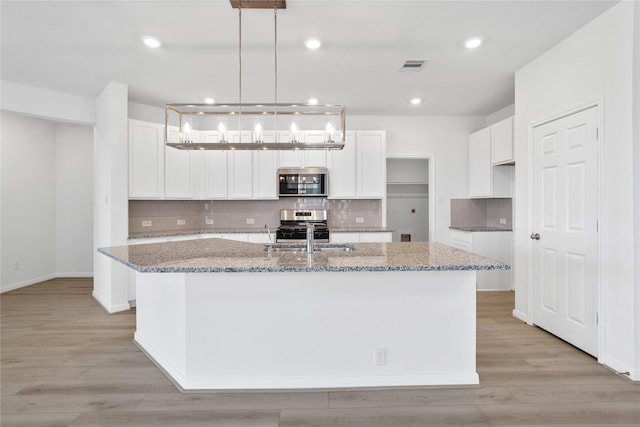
<box><xmin>530</xmin><ymin>233</ymin><xmax>540</xmax><ymax>240</ymax></box>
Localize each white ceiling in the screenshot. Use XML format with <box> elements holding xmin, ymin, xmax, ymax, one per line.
<box><xmin>1</xmin><ymin>0</ymin><xmax>620</xmax><ymax>116</ymax></box>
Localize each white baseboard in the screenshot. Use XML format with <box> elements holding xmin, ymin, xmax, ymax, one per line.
<box><xmin>56</xmin><ymin>272</ymin><xmax>93</xmax><ymax>278</ymax></box>
<box><xmin>92</xmin><ymin>290</ymin><xmax>131</xmax><ymax>313</ymax></box>
<box><xmin>1</xmin><ymin>273</ymin><xmax>56</xmax><ymax>293</ymax></box>
<box><xmin>512</xmin><ymin>309</ymin><xmax>530</xmax><ymax>324</ymax></box>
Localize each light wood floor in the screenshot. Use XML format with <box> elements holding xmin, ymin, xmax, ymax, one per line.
<box><xmin>1</xmin><ymin>278</ymin><xmax>638</xmax><ymax>426</ymax></box>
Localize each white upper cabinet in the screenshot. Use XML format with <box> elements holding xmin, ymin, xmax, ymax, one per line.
<box><xmin>357</xmin><ymin>131</ymin><xmax>386</xmax><ymax>199</ymax></box>
<box><xmin>252</xmin><ymin>150</ymin><xmax>278</xmax><ymax>199</ymax></box>
<box><xmin>328</xmin><ymin>131</ymin><xmax>386</xmax><ymax>199</ymax></box>
<box><xmin>128</xmin><ymin>120</ymin><xmax>164</xmax><ymax>199</ymax></box>
<box><xmin>469</xmin><ymin>119</ymin><xmax>514</xmax><ymax>198</ymax></box>
<box><xmin>164</xmin><ymin>132</ymin><xmax>194</xmax><ymax>198</ymax></box>
<box><xmin>129</xmin><ymin>120</ymin><xmax>385</xmax><ymax>201</ymax></box>
<box><xmin>469</xmin><ymin>127</ymin><xmax>492</xmax><ymax>197</ymax></box>
<box><xmin>279</xmin><ymin>131</ymin><xmax>327</xmax><ymax>168</ymax></box>
<box><xmin>192</xmin><ymin>150</ymin><xmax>228</xmax><ymax>199</ymax></box>
<box><xmin>328</xmin><ymin>131</ymin><xmax>357</xmax><ymax>198</ymax></box>
<box><xmin>491</xmin><ymin>117</ymin><xmax>514</xmax><ymax>165</ymax></box>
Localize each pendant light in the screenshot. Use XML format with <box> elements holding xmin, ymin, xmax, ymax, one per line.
<box><xmin>166</xmin><ymin>0</ymin><xmax>345</xmax><ymax>151</ymax></box>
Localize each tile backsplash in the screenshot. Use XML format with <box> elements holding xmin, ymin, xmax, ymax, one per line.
<box><xmin>450</xmin><ymin>198</ymin><xmax>512</xmax><ymax>229</ymax></box>
<box><xmin>129</xmin><ymin>199</ymin><xmax>382</xmax><ymax>237</ymax></box>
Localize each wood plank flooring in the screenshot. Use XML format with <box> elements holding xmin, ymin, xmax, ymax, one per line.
<box><xmin>2</xmin><ymin>278</ymin><xmax>638</xmax><ymax>426</ymax></box>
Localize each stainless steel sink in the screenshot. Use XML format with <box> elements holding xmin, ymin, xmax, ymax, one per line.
<box><xmin>265</xmin><ymin>244</ymin><xmax>356</xmax><ymax>253</ymax></box>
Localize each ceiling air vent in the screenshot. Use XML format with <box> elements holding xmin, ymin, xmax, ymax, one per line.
<box><xmin>400</xmin><ymin>59</ymin><xmax>429</xmax><ymax>72</ymax></box>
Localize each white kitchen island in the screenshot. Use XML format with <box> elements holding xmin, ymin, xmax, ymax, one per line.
<box><xmin>99</xmin><ymin>239</ymin><xmax>508</xmax><ymax>391</ymax></box>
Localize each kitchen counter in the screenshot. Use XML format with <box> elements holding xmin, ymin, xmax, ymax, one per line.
<box><xmin>99</xmin><ymin>238</ymin><xmax>508</xmax><ymax>273</ymax></box>
<box><xmin>99</xmin><ymin>239</ymin><xmax>507</xmax><ymax>391</ymax></box>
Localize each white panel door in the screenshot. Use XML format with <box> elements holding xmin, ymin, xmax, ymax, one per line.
<box><xmin>532</xmin><ymin>106</ymin><xmax>598</xmax><ymax>356</ymax></box>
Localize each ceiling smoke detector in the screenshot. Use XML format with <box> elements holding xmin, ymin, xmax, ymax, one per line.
<box><xmin>399</xmin><ymin>59</ymin><xmax>429</xmax><ymax>72</ymax></box>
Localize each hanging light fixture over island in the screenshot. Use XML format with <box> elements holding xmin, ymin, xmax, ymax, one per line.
<box><xmin>166</xmin><ymin>0</ymin><xmax>345</xmax><ymax>151</ymax></box>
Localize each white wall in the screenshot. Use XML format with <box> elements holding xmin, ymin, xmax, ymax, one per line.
<box><xmin>55</xmin><ymin>124</ymin><xmax>94</xmax><ymax>276</ymax></box>
<box><xmin>514</xmin><ymin>1</ymin><xmax>639</xmax><ymax>380</ymax></box>
<box><xmin>1</xmin><ymin>112</ymin><xmax>57</xmax><ymax>290</ymax></box>
<box><xmin>0</xmin><ymin>112</ymin><xmax>94</xmax><ymax>292</ymax></box>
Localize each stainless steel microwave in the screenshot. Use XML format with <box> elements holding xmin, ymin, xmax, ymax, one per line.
<box><xmin>278</xmin><ymin>168</ymin><xmax>328</xmax><ymax>197</ymax></box>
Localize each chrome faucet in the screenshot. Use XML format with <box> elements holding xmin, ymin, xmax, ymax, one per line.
<box><xmin>306</xmin><ymin>222</ymin><xmax>315</xmax><ymax>254</ymax></box>
<box><xmin>265</xmin><ymin>224</ymin><xmax>273</xmax><ymax>255</ymax></box>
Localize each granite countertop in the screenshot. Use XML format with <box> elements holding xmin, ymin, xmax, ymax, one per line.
<box><xmin>99</xmin><ymin>238</ymin><xmax>509</xmax><ymax>273</ymax></box>
<box><xmin>128</xmin><ymin>227</ymin><xmax>394</xmax><ymax>240</ymax></box>
<box><xmin>449</xmin><ymin>226</ymin><xmax>513</xmax><ymax>232</ymax></box>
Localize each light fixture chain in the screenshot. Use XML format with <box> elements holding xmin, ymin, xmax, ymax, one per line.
<box><xmin>238</xmin><ymin>6</ymin><xmax>243</xmax><ymax>135</ymax></box>
<box><xmin>274</xmin><ymin>6</ymin><xmax>278</xmax><ymax>142</ymax></box>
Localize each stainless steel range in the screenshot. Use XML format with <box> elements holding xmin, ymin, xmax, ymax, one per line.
<box><xmin>276</xmin><ymin>209</ymin><xmax>330</xmax><ymax>243</ymax></box>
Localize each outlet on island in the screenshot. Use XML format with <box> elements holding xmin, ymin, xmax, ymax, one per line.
<box><xmin>177</xmin><ymin>219</ymin><xmax>186</xmax><ymax>226</ymax></box>
<box><xmin>246</xmin><ymin>218</ymin><xmax>255</xmax><ymax>225</ymax></box>
<box><xmin>205</xmin><ymin>219</ymin><xmax>214</xmax><ymax>225</ymax></box>
<box><xmin>356</xmin><ymin>217</ymin><xmax>364</xmax><ymax>223</ymax></box>
<box><xmin>142</xmin><ymin>220</ymin><xmax>152</xmax><ymax>227</ymax></box>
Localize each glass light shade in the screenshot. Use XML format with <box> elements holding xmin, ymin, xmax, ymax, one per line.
<box><xmin>165</xmin><ymin>103</ymin><xmax>345</xmax><ymax>150</ymax></box>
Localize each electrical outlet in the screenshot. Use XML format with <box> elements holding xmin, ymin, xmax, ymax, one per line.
<box><xmin>374</xmin><ymin>347</ymin><xmax>387</xmax><ymax>366</ymax></box>
<box><xmin>142</xmin><ymin>220</ymin><xmax>152</xmax><ymax>227</ymax></box>
<box><xmin>12</xmin><ymin>261</ymin><xmax>19</xmax><ymax>271</ymax></box>
<box><xmin>499</xmin><ymin>218</ymin><xmax>507</xmax><ymax>225</ymax></box>
<box><xmin>355</xmin><ymin>217</ymin><xmax>364</xmax><ymax>223</ymax></box>
<box><xmin>205</xmin><ymin>219</ymin><xmax>214</xmax><ymax>225</ymax></box>
<box><xmin>246</xmin><ymin>218</ymin><xmax>255</xmax><ymax>225</ymax></box>
<box><xmin>177</xmin><ymin>219</ymin><xmax>186</xmax><ymax>225</ymax></box>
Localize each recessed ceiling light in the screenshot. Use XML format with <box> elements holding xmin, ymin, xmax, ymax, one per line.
<box><xmin>204</xmin><ymin>98</ymin><xmax>215</xmax><ymax>104</ymax></box>
<box><xmin>464</xmin><ymin>37</ymin><xmax>483</xmax><ymax>49</ymax></box>
<box><xmin>410</xmin><ymin>98</ymin><xmax>422</xmax><ymax>105</ymax></box>
<box><xmin>308</xmin><ymin>98</ymin><xmax>318</xmax><ymax>105</ymax></box>
<box><xmin>305</xmin><ymin>38</ymin><xmax>321</xmax><ymax>50</ymax></box>
<box><xmin>143</xmin><ymin>37</ymin><xmax>161</xmax><ymax>48</ymax></box>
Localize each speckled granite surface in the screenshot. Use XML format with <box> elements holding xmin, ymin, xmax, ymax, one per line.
<box><xmin>99</xmin><ymin>238</ymin><xmax>509</xmax><ymax>273</ymax></box>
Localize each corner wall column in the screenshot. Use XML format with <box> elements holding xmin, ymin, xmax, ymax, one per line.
<box><xmin>93</xmin><ymin>82</ymin><xmax>130</xmax><ymax>312</ymax></box>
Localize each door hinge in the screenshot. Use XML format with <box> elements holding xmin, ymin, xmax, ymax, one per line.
<box><xmin>595</xmin><ymin>127</ymin><xmax>599</xmax><ymax>140</ymax></box>
<box><xmin>596</xmin><ymin>220</ymin><xmax>599</xmax><ymax>232</ymax></box>
<box><xmin>596</xmin><ymin>313</ymin><xmax>599</xmax><ymax>325</ymax></box>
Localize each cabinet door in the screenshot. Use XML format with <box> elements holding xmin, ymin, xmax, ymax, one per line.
<box><xmin>252</xmin><ymin>150</ymin><xmax>278</xmax><ymax>199</ymax></box>
<box><xmin>469</xmin><ymin>127</ymin><xmax>492</xmax><ymax>197</ymax></box>
<box><xmin>303</xmin><ymin>131</ymin><xmax>327</xmax><ymax>167</ymax></box>
<box><xmin>357</xmin><ymin>131</ymin><xmax>386</xmax><ymax>198</ymax></box>
<box><xmin>328</xmin><ymin>131</ymin><xmax>357</xmax><ymax>198</ymax></box>
<box><xmin>165</xmin><ymin>144</ymin><xmax>193</xmax><ymax>198</ymax></box>
<box><xmin>491</xmin><ymin>117</ymin><xmax>514</xmax><ymax>165</ymax></box>
<box><xmin>330</xmin><ymin>233</ymin><xmax>360</xmax><ymax>243</ymax></box>
<box><xmin>228</xmin><ymin>151</ymin><xmax>253</xmax><ymax>199</ymax></box>
<box><xmin>203</xmin><ymin>151</ymin><xmax>228</xmax><ymax>199</ymax></box>
<box><xmin>473</xmin><ymin>232</ymin><xmax>513</xmax><ymax>290</ymax></box>
<box><xmin>279</xmin><ymin>130</ymin><xmax>304</xmax><ymax>167</ymax></box>
<box><xmin>128</xmin><ymin>120</ymin><xmax>164</xmax><ymax>198</ymax></box>
<box><xmin>359</xmin><ymin>232</ymin><xmax>392</xmax><ymax>242</ymax></box>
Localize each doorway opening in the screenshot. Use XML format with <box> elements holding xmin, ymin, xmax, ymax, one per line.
<box><xmin>386</xmin><ymin>157</ymin><xmax>433</xmax><ymax>242</ymax></box>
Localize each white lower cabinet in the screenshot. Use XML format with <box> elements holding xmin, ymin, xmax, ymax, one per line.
<box><xmin>330</xmin><ymin>232</ymin><xmax>392</xmax><ymax>243</ymax></box>
<box><xmin>450</xmin><ymin>229</ymin><xmax>513</xmax><ymax>290</ymax></box>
